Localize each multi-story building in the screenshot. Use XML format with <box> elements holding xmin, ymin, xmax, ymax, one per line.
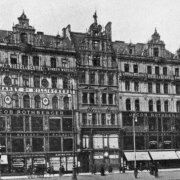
<box><xmin>71</xmin><ymin>13</ymin><xmax>121</xmax><ymax>172</ymax></box>
<box><xmin>0</xmin><ymin>12</ymin><xmax>77</xmax><ymax>174</ymax></box>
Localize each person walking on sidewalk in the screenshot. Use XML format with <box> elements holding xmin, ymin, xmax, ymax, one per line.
<box><xmin>100</xmin><ymin>164</ymin><xmax>105</xmax><ymax>176</ymax></box>
<box><xmin>108</xmin><ymin>164</ymin><xmax>113</xmax><ymax>173</ymax></box>
<box><xmin>134</xmin><ymin>167</ymin><xmax>138</xmax><ymax>179</ymax></box>
<box><xmin>92</xmin><ymin>164</ymin><xmax>96</xmax><ymax>174</ymax></box>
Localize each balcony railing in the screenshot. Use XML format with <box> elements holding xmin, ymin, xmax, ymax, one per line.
<box><xmin>80</xmin><ymin>124</ymin><xmax>121</xmax><ymax>128</ymax></box>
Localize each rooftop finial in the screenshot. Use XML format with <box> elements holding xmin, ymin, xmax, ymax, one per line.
<box><xmin>93</xmin><ymin>11</ymin><xmax>97</xmax><ymax>24</ymax></box>
<box><xmin>155</xmin><ymin>28</ymin><xmax>157</xmax><ymax>33</ymax></box>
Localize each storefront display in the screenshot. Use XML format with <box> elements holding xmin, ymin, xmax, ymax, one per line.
<box><xmin>49</xmin><ymin>157</ymin><xmax>60</xmax><ymax>171</ymax></box>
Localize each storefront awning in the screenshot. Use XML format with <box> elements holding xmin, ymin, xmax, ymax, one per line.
<box><xmin>1</xmin><ymin>155</ymin><xmax>8</xmax><ymax>164</ymax></box>
<box><xmin>175</xmin><ymin>151</ymin><xmax>180</xmax><ymax>159</ymax></box>
<box><xmin>124</xmin><ymin>152</ymin><xmax>151</xmax><ymax>161</ymax></box>
<box><xmin>149</xmin><ymin>151</ymin><xmax>179</xmax><ymax>160</ymax></box>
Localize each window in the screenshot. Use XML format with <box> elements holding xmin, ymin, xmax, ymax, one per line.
<box><xmin>135</xmin><ymin>99</ymin><xmax>140</xmax><ymax>111</ymax></box>
<box><xmin>108</xmin><ymin>74</ymin><xmax>113</xmax><ymax>86</ymax></box>
<box><xmin>129</xmin><ymin>49</ymin><xmax>132</xmax><ymax>54</ymax></box>
<box><xmin>82</xmin><ymin>135</ymin><xmax>89</xmax><ymax>149</ymax></box>
<box><xmin>11</xmin><ymin>116</ymin><xmax>23</xmax><ymax>131</ymax></box>
<box><xmin>147</xmin><ymin>66</ymin><xmax>152</xmax><ymax>74</ymax></box>
<box><xmin>62</xmin><ymin>60</ymin><xmax>68</xmax><ymax>68</ymax></box>
<box><xmin>164</xmin><ymin>100</ymin><xmax>169</xmax><ymax>112</ymax></box>
<box><xmin>126</xmin><ymin>99</ymin><xmax>131</xmax><ymax>111</ymax></box>
<box><xmin>155</xmin><ymin>66</ymin><xmax>159</xmax><ymax>75</ymax></box>
<box><xmin>92</xmin><ymin>41</ymin><xmax>99</xmax><ymax>50</ymax></box>
<box><xmin>111</xmin><ymin>114</ymin><xmax>115</xmax><ymax>125</ymax></box>
<box><xmin>156</xmin><ymin>83</ymin><xmax>160</xmax><ymax>93</ymax></box>
<box><xmin>90</xmin><ymin>73</ymin><xmax>95</xmax><ymax>84</ymax></box>
<box><xmin>49</xmin><ymin>119</ymin><xmax>60</xmax><ymax>131</ymax></box>
<box><xmin>109</xmin><ymin>94</ymin><xmax>113</xmax><ymax>105</ymax></box>
<box><xmin>0</xmin><ymin>117</ymin><xmax>5</xmax><ymax>131</ymax></box>
<box><xmin>51</xmin><ymin>58</ymin><xmax>56</xmax><ymax>68</ymax></box>
<box><xmin>21</xmin><ymin>33</ymin><xmax>28</xmax><ymax>43</ymax></box>
<box><xmin>102</xmin><ymin>93</ymin><xmax>106</xmax><ymax>104</ymax></box>
<box><xmin>149</xmin><ymin>100</ymin><xmax>153</xmax><ymax>111</ymax></box>
<box><xmin>22</xmin><ymin>55</ymin><xmax>28</xmax><ymax>67</ymax></box>
<box><xmin>163</xmin><ymin>67</ymin><xmax>167</xmax><ymax>75</ymax></box>
<box><xmin>82</xmin><ymin>113</ymin><xmax>87</xmax><ymax>125</ymax></box>
<box><xmin>134</xmin><ymin>82</ymin><xmax>139</xmax><ymax>91</ymax></box>
<box><xmin>123</xmin><ymin>116</ymin><xmax>133</xmax><ymax>126</ymax></box>
<box><xmin>63</xmin><ymin>78</ymin><xmax>68</xmax><ymax>89</ymax></box>
<box><xmin>89</xmin><ymin>93</ymin><xmax>95</xmax><ymax>104</ymax></box>
<box><xmin>79</xmin><ymin>72</ymin><xmax>85</xmax><ymax>84</ymax></box>
<box><xmin>148</xmin><ymin>118</ymin><xmax>156</xmax><ymax>131</ymax></box>
<box><xmin>23</xmin><ymin>95</ymin><xmax>30</xmax><ymax>108</ymax></box>
<box><xmin>93</xmin><ymin>56</ymin><xmax>100</xmax><ymax>66</ymax></box>
<box><xmin>99</xmin><ymin>73</ymin><xmax>104</xmax><ymax>85</ymax></box>
<box><xmin>157</xmin><ymin>100</ymin><xmax>161</xmax><ymax>112</ymax></box>
<box><xmin>134</xmin><ymin>65</ymin><xmax>138</xmax><ymax>73</ymax></box>
<box><xmin>11</xmin><ymin>57</ymin><xmax>17</xmax><ymax>65</ymax></box>
<box><xmin>52</xmin><ymin>96</ymin><xmax>58</xmax><ymax>109</ymax></box>
<box><xmin>82</xmin><ymin>93</ymin><xmax>88</xmax><ymax>104</ymax></box>
<box><xmin>164</xmin><ymin>83</ymin><xmax>168</xmax><ymax>94</ymax></box>
<box><xmin>175</xmin><ymin>68</ymin><xmax>179</xmax><ymax>77</ymax></box>
<box><xmin>12</xmin><ymin>138</ymin><xmax>24</xmax><ymax>152</ymax></box>
<box><xmin>49</xmin><ymin>137</ymin><xmax>61</xmax><ymax>151</ymax></box>
<box><xmin>23</xmin><ymin>75</ymin><xmax>29</xmax><ymax>87</ymax></box>
<box><xmin>12</xmin><ymin>75</ymin><xmax>18</xmax><ymax>86</ymax></box>
<box><xmin>176</xmin><ymin>84</ymin><xmax>180</xmax><ymax>94</ymax></box>
<box><xmin>62</xmin><ymin>118</ymin><xmax>72</xmax><ymax>131</ymax></box>
<box><xmin>34</xmin><ymin>95</ymin><xmax>41</xmax><ymax>108</ymax></box>
<box><xmin>92</xmin><ymin>113</ymin><xmax>97</xmax><ymax>125</ymax></box>
<box><xmin>101</xmin><ymin>114</ymin><xmax>106</xmax><ymax>125</ymax></box>
<box><xmin>63</xmin><ymin>139</ymin><xmax>73</xmax><ymax>151</ymax></box>
<box><xmin>124</xmin><ymin>64</ymin><xmax>129</xmax><ymax>72</ymax></box>
<box><xmin>64</xmin><ymin>97</ymin><xmax>69</xmax><ymax>109</ymax></box>
<box><xmin>163</xmin><ymin>118</ymin><xmax>171</xmax><ymax>131</ymax></box>
<box><xmin>12</xmin><ymin>94</ymin><xmax>19</xmax><ymax>108</ymax></box>
<box><xmin>34</xmin><ymin>76</ymin><xmax>40</xmax><ymax>88</ymax></box>
<box><xmin>154</xmin><ymin>47</ymin><xmax>159</xmax><ymax>57</ymax></box>
<box><xmin>125</xmin><ymin>81</ymin><xmax>130</xmax><ymax>91</ymax></box>
<box><xmin>52</xmin><ymin>77</ymin><xmax>57</xmax><ymax>89</ymax></box>
<box><xmin>4</xmin><ymin>76</ymin><xmax>11</xmax><ymax>85</ymax></box>
<box><xmin>31</xmin><ymin>117</ymin><xmax>43</xmax><ymax>131</ymax></box>
<box><xmin>33</xmin><ymin>56</ymin><xmax>39</xmax><ymax>66</ymax></box>
<box><xmin>177</xmin><ymin>101</ymin><xmax>180</xmax><ymax>112</ymax></box>
<box><xmin>32</xmin><ymin>138</ymin><xmax>43</xmax><ymax>152</ymax></box>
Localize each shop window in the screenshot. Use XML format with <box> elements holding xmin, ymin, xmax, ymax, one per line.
<box><xmin>21</xmin><ymin>33</ymin><xmax>28</xmax><ymax>43</ymax></box>
<box><xmin>175</xmin><ymin>68</ymin><xmax>179</xmax><ymax>77</ymax></box>
<box><xmin>51</xmin><ymin>58</ymin><xmax>56</xmax><ymax>68</ymax></box>
<box><xmin>82</xmin><ymin>93</ymin><xmax>88</xmax><ymax>104</ymax></box>
<box><xmin>101</xmin><ymin>113</ymin><xmax>106</xmax><ymax>125</ymax></box>
<box><xmin>92</xmin><ymin>113</ymin><xmax>97</xmax><ymax>125</ymax></box>
<box><xmin>111</xmin><ymin>114</ymin><xmax>115</xmax><ymax>125</ymax></box>
<box><xmin>82</xmin><ymin>135</ymin><xmax>89</xmax><ymax>149</ymax></box>
<box><xmin>0</xmin><ymin>137</ymin><xmax>5</xmax><ymax>152</ymax></box>
<box><xmin>175</xmin><ymin>118</ymin><xmax>180</xmax><ymax>131</ymax></box>
<box><xmin>11</xmin><ymin>57</ymin><xmax>17</xmax><ymax>65</ymax></box>
<box><xmin>63</xmin><ymin>78</ymin><xmax>68</xmax><ymax>89</ymax></box>
<box><xmin>93</xmin><ymin>135</ymin><xmax>103</xmax><ymax>149</ymax></box>
<box><xmin>109</xmin><ymin>134</ymin><xmax>118</xmax><ymax>148</ymax></box>
<box><xmin>89</xmin><ymin>93</ymin><xmax>95</xmax><ymax>104</ymax></box>
<box><xmin>157</xmin><ymin>100</ymin><xmax>161</xmax><ymax>112</ymax></box>
<box><xmin>82</xmin><ymin>113</ymin><xmax>87</xmax><ymax>125</ymax></box>
<box><xmin>12</xmin><ymin>94</ymin><xmax>19</xmax><ymax>108</ymax></box>
<box><xmin>123</xmin><ymin>116</ymin><xmax>132</xmax><ymax>126</ymax></box>
<box><xmin>12</xmin><ymin>138</ymin><xmax>24</xmax><ymax>152</ymax></box>
<box><xmin>164</xmin><ymin>83</ymin><xmax>168</xmax><ymax>94</ymax></box>
<box><xmin>155</xmin><ymin>66</ymin><xmax>159</xmax><ymax>75</ymax></box>
<box><xmin>52</xmin><ymin>96</ymin><xmax>58</xmax><ymax>109</ymax></box>
<box><xmin>34</xmin><ymin>76</ymin><xmax>40</xmax><ymax>88</ymax></box>
<box><xmin>99</xmin><ymin>73</ymin><xmax>104</xmax><ymax>85</ymax></box>
<box><xmin>35</xmin><ymin>95</ymin><xmax>41</xmax><ymax>108</ymax></box>
<box><xmin>22</xmin><ymin>55</ymin><xmax>28</xmax><ymax>67</ymax></box>
<box><xmin>154</xmin><ymin>48</ymin><xmax>159</xmax><ymax>57</ymax></box>
<box><xmin>156</xmin><ymin>83</ymin><xmax>160</xmax><ymax>93</ymax></box>
<box><xmin>148</xmin><ymin>82</ymin><xmax>152</xmax><ymax>93</ymax></box>
<box><xmin>124</xmin><ymin>64</ymin><xmax>129</xmax><ymax>72</ymax></box>
<box><xmin>52</xmin><ymin>77</ymin><xmax>57</xmax><ymax>89</ymax></box>
<box><xmin>23</xmin><ymin>75</ymin><xmax>29</xmax><ymax>87</ymax></box>
<box><xmin>63</xmin><ymin>139</ymin><xmax>73</xmax><ymax>151</ymax></box>
<box><xmin>108</xmin><ymin>74</ymin><xmax>113</xmax><ymax>86</ymax></box>
<box><xmin>149</xmin><ymin>100</ymin><xmax>153</xmax><ymax>111</ymax></box>
<box><xmin>134</xmin><ymin>64</ymin><xmax>138</xmax><ymax>73</ymax></box>
<box><xmin>125</xmin><ymin>81</ymin><xmax>130</xmax><ymax>91</ymax></box>
<box><xmin>31</xmin><ymin>117</ymin><xmax>43</xmax><ymax>131</ymax></box>
<box><xmin>164</xmin><ymin>100</ymin><xmax>169</xmax><ymax>112</ymax></box>
<box><xmin>163</xmin><ymin>67</ymin><xmax>167</xmax><ymax>75</ymax></box>
<box><xmin>33</xmin><ymin>56</ymin><xmax>39</xmax><ymax>66</ymax></box>
<box><xmin>93</xmin><ymin>56</ymin><xmax>100</xmax><ymax>66</ymax></box>
<box><xmin>148</xmin><ymin>117</ymin><xmax>156</xmax><ymax>131</ymax></box>
<box><xmin>11</xmin><ymin>116</ymin><xmax>23</xmax><ymax>131</ymax></box>
<box><xmin>177</xmin><ymin>101</ymin><xmax>180</xmax><ymax>112</ymax></box>
<box><xmin>124</xmin><ymin>136</ymin><xmax>133</xmax><ymax>150</ymax></box>
<box><xmin>0</xmin><ymin>117</ymin><xmax>5</xmax><ymax>131</ymax></box>
<box><xmin>62</xmin><ymin>118</ymin><xmax>72</xmax><ymax>131</ymax></box>
<box><xmin>135</xmin><ymin>99</ymin><xmax>140</xmax><ymax>111</ymax></box>
<box><xmin>163</xmin><ymin>118</ymin><xmax>171</xmax><ymax>131</ymax></box>
<box><xmin>49</xmin><ymin>137</ymin><xmax>61</xmax><ymax>151</ymax></box>
<box><xmin>79</xmin><ymin>72</ymin><xmax>85</xmax><ymax>84</ymax></box>
<box><xmin>89</xmin><ymin>73</ymin><xmax>95</xmax><ymax>85</ymax></box>
<box><xmin>149</xmin><ymin>136</ymin><xmax>157</xmax><ymax>149</ymax></box>
<box><xmin>126</xmin><ymin>99</ymin><xmax>131</xmax><ymax>111</ymax></box>
<box><xmin>136</xmin><ymin>136</ymin><xmax>145</xmax><ymax>150</ymax></box>
<box><xmin>176</xmin><ymin>84</ymin><xmax>180</xmax><ymax>94</ymax></box>
<box><xmin>109</xmin><ymin>94</ymin><xmax>113</xmax><ymax>105</ymax></box>
<box><xmin>12</xmin><ymin>75</ymin><xmax>18</xmax><ymax>86</ymax></box>
<box><xmin>32</xmin><ymin>138</ymin><xmax>44</xmax><ymax>152</ymax></box>
<box><xmin>134</xmin><ymin>82</ymin><xmax>139</xmax><ymax>92</ymax></box>
<box><xmin>25</xmin><ymin>116</ymin><xmax>30</xmax><ymax>131</ymax></box>
<box><xmin>147</xmin><ymin>66</ymin><xmax>152</xmax><ymax>74</ymax></box>
<box><xmin>49</xmin><ymin>118</ymin><xmax>60</xmax><ymax>131</ymax></box>
<box><xmin>102</xmin><ymin>93</ymin><xmax>106</xmax><ymax>104</ymax></box>
<box><xmin>64</xmin><ymin>97</ymin><xmax>69</xmax><ymax>109</ymax></box>
<box><xmin>136</xmin><ymin>117</ymin><xmax>144</xmax><ymax>126</ymax></box>
<box><xmin>23</xmin><ymin>95</ymin><xmax>30</xmax><ymax>108</ymax></box>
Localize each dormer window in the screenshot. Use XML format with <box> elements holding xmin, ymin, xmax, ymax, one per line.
<box><xmin>93</xmin><ymin>56</ymin><xmax>100</xmax><ymax>66</ymax></box>
<box><xmin>92</xmin><ymin>40</ymin><xmax>99</xmax><ymax>50</ymax></box>
<box><xmin>21</xmin><ymin>33</ymin><xmax>28</xmax><ymax>43</ymax></box>
<box><xmin>154</xmin><ymin>47</ymin><xmax>159</xmax><ymax>57</ymax></box>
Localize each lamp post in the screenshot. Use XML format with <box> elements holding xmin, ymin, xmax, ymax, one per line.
<box><xmin>133</xmin><ymin>113</ymin><xmax>137</xmax><ymax>172</ymax></box>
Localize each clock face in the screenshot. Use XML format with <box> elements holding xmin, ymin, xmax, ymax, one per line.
<box><xmin>43</xmin><ymin>98</ymin><xmax>49</xmax><ymax>106</ymax></box>
<box><xmin>4</xmin><ymin>96</ymin><xmax>11</xmax><ymax>104</ymax></box>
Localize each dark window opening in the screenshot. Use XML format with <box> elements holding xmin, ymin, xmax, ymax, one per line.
<box><xmin>82</xmin><ymin>113</ymin><xmax>87</xmax><ymax>125</ymax></box>
<box><xmin>31</xmin><ymin>117</ymin><xmax>43</xmax><ymax>131</ymax></box>
<box><xmin>147</xmin><ymin>66</ymin><xmax>152</xmax><ymax>74</ymax></box>
<box><xmin>12</xmin><ymin>138</ymin><xmax>24</xmax><ymax>152</ymax></box>
<box><xmin>52</xmin><ymin>77</ymin><xmax>57</xmax><ymax>89</ymax></box>
<box><xmin>92</xmin><ymin>113</ymin><xmax>97</xmax><ymax>125</ymax></box>
<box><xmin>64</xmin><ymin>97</ymin><xmax>69</xmax><ymax>109</ymax></box>
<box><xmin>102</xmin><ymin>93</ymin><xmax>106</xmax><ymax>104</ymax></box>
<box><xmin>35</xmin><ymin>95</ymin><xmax>41</xmax><ymax>108</ymax></box>
<box><xmin>108</xmin><ymin>74</ymin><xmax>113</xmax><ymax>86</ymax></box>
<box><xmin>32</xmin><ymin>138</ymin><xmax>43</xmax><ymax>152</ymax></box>
<box><xmin>34</xmin><ymin>76</ymin><xmax>40</xmax><ymax>88</ymax></box>
<box><xmin>11</xmin><ymin>116</ymin><xmax>23</xmax><ymax>131</ymax></box>
<box><xmin>11</xmin><ymin>58</ymin><xmax>17</xmax><ymax>65</ymax></box>
<box><xmin>164</xmin><ymin>83</ymin><xmax>168</xmax><ymax>94</ymax></box>
<box><xmin>23</xmin><ymin>95</ymin><xmax>30</xmax><ymax>108</ymax></box>
<box><xmin>23</xmin><ymin>75</ymin><xmax>29</xmax><ymax>87</ymax></box>
<box><xmin>163</xmin><ymin>67</ymin><xmax>167</xmax><ymax>75</ymax></box>
<box><xmin>148</xmin><ymin>117</ymin><xmax>156</xmax><ymax>131</ymax></box>
<box><xmin>63</xmin><ymin>139</ymin><xmax>73</xmax><ymax>151</ymax></box>
<box><xmin>52</xmin><ymin>96</ymin><xmax>58</xmax><ymax>109</ymax></box>
<box><xmin>154</xmin><ymin>47</ymin><xmax>159</xmax><ymax>57</ymax></box>
<box><xmin>135</xmin><ymin>99</ymin><xmax>140</xmax><ymax>111</ymax></box>
<box><xmin>124</xmin><ymin>64</ymin><xmax>129</xmax><ymax>72</ymax></box>
<box><xmin>157</xmin><ymin>100</ymin><xmax>161</xmax><ymax>112</ymax></box>
<box><xmin>149</xmin><ymin>100</ymin><xmax>153</xmax><ymax>111</ymax></box>
<box><xmin>49</xmin><ymin>137</ymin><xmax>61</xmax><ymax>151</ymax></box>
<box><xmin>134</xmin><ymin>65</ymin><xmax>138</xmax><ymax>73</ymax></box>
<box><xmin>33</xmin><ymin>56</ymin><xmax>39</xmax><ymax>67</ymax></box>
<box><xmin>93</xmin><ymin>56</ymin><xmax>100</xmax><ymax>66</ymax></box>
<box><xmin>22</xmin><ymin>55</ymin><xmax>28</xmax><ymax>67</ymax></box>
<box><xmin>49</xmin><ymin>119</ymin><xmax>60</xmax><ymax>131</ymax></box>
<box><xmin>51</xmin><ymin>58</ymin><xmax>56</xmax><ymax>68</ymax></box>
<box><xmin>125</xmin><ymin>81</ymin><xmax>130</xmax><ymax>91</ymax></box>
<box><xmin>89</xmin><ymin>93</ymin><xmax>95</xmax><ymax>104</ymax></box>
<box><xmin>90</xmin><ymin>73</ymin><xmax>95</xmax><ymax>84</ymax></box>
<box><xmin>175</xmin><ymin>68</ymin><xmax>179</xmax><ymax>77</ymax></box>
<box><xmin>176</xmin><ymin>84</ymin><xmax>180</xmax><ymax>94</ymax></box>
<box><xmin>21</xmin><ymin>33</ymin><xmax>28</xmax><ymax>43</ymax></box>
<box><xmin>101</xmin><ymin>113</ymin><xmax>106</xmax><ymax>125</ymax></box>
<box><xmin>156</xmin><ymin>83</ymin><xmax>160</xmax><ymax>93</ymax></box>
<box><xmin>62</xmin><ymin>118</ymin><xmax>72</xmax><ymax>131</ymax></box>
<box><xmin>134</xmin><ymin>82</ymin><xmax>139</xmax><ymax>91</ymax></box>
<box><xmin>155</xmin><ymin>66</ymin><xmax>159</xmax><ymax>75</ymax></box>
<box><xmin>99</xmin><ymin>74</ymin><xmax>104</xmax><ymax>85</ymax></box>
<box><xmin>109</xmin><ymin>94</ymin><xmax>113</xmax><ymax>105</ymax></box>
<box><xmin>164</xmin><ymin>101</ymin><xmax>169</xmax><ymax>112</ymax></box>
<box><xmin>126</xmin><ymin>99</ymin><xmax>131</xmax><ymax>111</ymax></box>
<box><xmin>79</xmin><ymin>72</ymin><xmax>85</xmax><ymax>84</ymax></box>
<box><xmin>82</xmin><ymin>93</ymin><xmax>88</xmax><ymax>104</ymax></box>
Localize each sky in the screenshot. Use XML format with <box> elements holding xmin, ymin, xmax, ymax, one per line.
<box><xmin>0</xmin><ymin>0</ymin><xmax>180</xmax><ymax>53</ymax></box>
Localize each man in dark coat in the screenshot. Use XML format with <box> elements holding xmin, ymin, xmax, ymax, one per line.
<box><xmin>134</xmin><ymin>167</ymin><xmax>138</xmax><ymax>179</ymax></box>
<box><xmin>92</xmin><ymin>164</ymin><xmax>96</xmax><ymax>174</ymax></box>
<box><xmin>100</xmin><ymin>164</ymin><xmax>105</xmax><ymax>176</ymax></box>
<box><xmin>155</xmin><ymin>165</ymin><xmax>158</xmax><ymax>178</ymax></box>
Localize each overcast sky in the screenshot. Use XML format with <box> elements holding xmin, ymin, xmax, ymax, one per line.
<box><xmin>0</xmin><ymin>0</ymin><xmax>180</xmax><ymax>53</ymax></box>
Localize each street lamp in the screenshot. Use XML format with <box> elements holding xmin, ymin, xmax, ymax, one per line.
<box><xmin>133</xmin><ymin>113</ymin><xmax>138</xmax><ymax>172</ymax></box>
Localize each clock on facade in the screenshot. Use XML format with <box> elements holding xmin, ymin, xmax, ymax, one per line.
<box><xmin>43</xmin><ymin>97</ymin><xmax>49</xmax><ymax>106</ymax></box>
<box><xmin>4</xmin><ymin>96</ymin><xmax>11</xmax><ymax>104</ymax></box>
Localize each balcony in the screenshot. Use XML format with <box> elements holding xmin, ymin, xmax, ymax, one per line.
<box><xmin>80</xmin><ymin>124</ymin><xmax>121</xmax><ymax>129</ymax></box>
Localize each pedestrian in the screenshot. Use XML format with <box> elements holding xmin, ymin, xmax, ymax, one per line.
<box><xmin>155</xmin><ymin>165</ymin><xmax>158</xmax><ymax>178</ymax></box>
<box><xmin>134</xmin><ymin>167</ymin><xmax>138</xmax><ymax>179</ymax></box>
<box><xmin>150</xmin><ymin>163</ymin><xmax>153</xmax><ymax>175</ymax></box>
<box><xmin>108</xmin><ymin>164</ymin><xmax>113</xmax><ymax>173</ymax></box>
<box><xmin>92</xmin><ymin>164</ymin><xmax>96</xmax><ymax>174</ymax></box>
<box><xmin>100</xmin><ymin>164</ymin><xmax>105</xmax><ymax>176</ymax></box>
<box><xmin>140</xmin><ymin>163</ymin><xmax>142</xmax><ymax>171</ymax></box>
<box><xmin>122</xmin><ymin>166</ymin><xmax>125</xmax><ymax>173</ymax></box>
<box><xmin>50</xmin><ymin>165</ymin><xmax>54</xmax><ymax>176</ymax></box>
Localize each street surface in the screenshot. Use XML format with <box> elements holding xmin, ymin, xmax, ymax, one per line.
<box><xmin>2</xmin><ymin>170</ymin><xmax>180</xmax><ymax>180</ymax></box>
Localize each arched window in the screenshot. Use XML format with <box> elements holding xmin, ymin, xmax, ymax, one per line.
<box><xmin>92</xmin><ymin>113</ymin><xmax>97</xmax><ymax>125</ymax></box>
<box><xmin>82</xmin><ymin>113</ymin><xmax>87</xmax><ymax>125</ymax></box>
<box><xmin>149</xmin><ymin>100</ymin><xmax>153</xmax><ymax>112</ymax></box>
<box><xmin>154</xmin><ymin>47</ymin><xmax>159</xmax><ymax>57</ymax></box>
<box><xmin>177</xmin><ymin>101</ymin><xmax>180</xmax><ymax>112</ymax></box>
<box><xmin>135</xmin><ymin>99</ymin><xmax>140</xmax><ymax>111</ymax></box>
<box><xmin>52</xmin><ymin>96</ymin><xmax>58</xmax><ymax>109</ymax></box>
<box><xmin>63</xmin><ymin>79</ymin><xmax>68</xmax><ymax>89</ymax></box>
<box><xmin>21</xmin><ymin>33</ymin><xmax>28</xmax><ymax>43</ymax></box>
<box><xmin>64</xmin><ymin>97</ymin><xmax>69</xmax><ymax>109</ymax></box>
<box><xmin>23</xmin><ymin>95</ymin><xmax>30</xmax><ymax>108</ymax></box>
<box><xmin>126</xmin><ymin>99</ymin><xmax>131</xmax><ymax>111</ymax></box>
<box><xmin>51</xmin><ymin>58</ymin><xmax>56</xmax><ymax>68</ymax></box>
<box><xmin>101</xmin><ymin>113</ymin><xmax>106</xmax><ymax>125</ymax></box>
<box><xmin>164</xmin><ymin>100</ymin><xmax>169</xmax><ymax>112</ymax></box>
<box><xmin>35</xmin><ymin>95</ymin><xmax>41</xmax><ymax>108</ymax></box>
<box><xmin>157</xmin><ymin>100</ymin><xmax>161</xmax><ymax>112</ymax></box>
<box><xmin>12</xmin><ymin>94</ymin><xmax>19</xmax><ymax>108</ymax></box>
